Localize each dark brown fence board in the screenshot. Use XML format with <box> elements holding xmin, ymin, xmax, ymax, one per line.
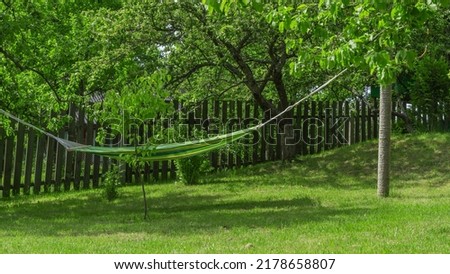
<box><xmin>243</xmin><ymin>102</ymin><xmax>251</xmax><ymax>165</ymax></box>
<box><xmin>13</xmin><ymin>123</ymin><xmax>26</xmax><ymax>196</ymax></box>
<box><xmin>373</xmin><ymin>99</ymin><xmax>378</xmax><ymax>138</ymax></box>
<box><xmin>170</xmin><ymin>160</ymin><xmax>176</xmax><ymax>180</ymax></box>
<box><xmin>261</xmin><ymin>111</ymin><xmax>269</xmax><ymax>161</ymax></box>
<box><xmin>152</xmin><ymin>161</ymin><xmax>159</xmax><ymax>181</ymax></box>
<box><xmin>252</xmin><ymin>102</ymin><xmax>260</xmax><ymax>163</ymax></box>
<box><xmin>317</xmin><ymin>101</ymin><xmax>324</xmax><ymax>153</ymax></box>
<box><xmin>296</xmin><ymin>103</ymin><xmax>303</xmax><ymax>155</ymax></box>
<box><xmin>331</xmin><ymin>101</ymin><xmax>338</xmax><ymax>149</ymax></box>
<box><xmin>64</xmin><ymin>107</ymin><xmax>76</xmax><ymax>191</ymax></box>
<box><xmin>211</xmin><ymin>100</ymin><xmax>220</xmax><ymax>168</ymax></box>
<box><xmin>344</xmin><ymin>101</ymin><xmax>350</xmax><ymax>145</ymax></box>
<box><xmin>355</xmin><ymin>100</ymin><xmax>360</xmax><ymax>144</ymax></box>
<box><xmin>161</xmin><ymin>160</ymin><xmax>168</xmax><ymax>181</ymax></box>
<box><xmin>0</xmin><ymin>129</ymin><xmax>5</xmax><ymax>177</ymax></box>
<box><xmin>310</xmin><ymin>101</ymin><xmax>317</xmax><ymax>154</ymax></box>
<box><xmin>2</xmin><ymin>129</ymin><xmax>15</xmax><ymax>198</ymax></box>
<box><xmin>221</xmin><ymin>101</ymin><xmax>228</xmax><ymax>167</ymax></box>
<box><xmin>54</xmin><ymin>130</ymin><xmax>66</xmax><ymax>192</ymax></box>
<box><xmin>92</xmin><ymin>153</ymin><xmax>100</xmax><ymax>188</ymax></box>
<box><xmin>324</xmin><ymin>101</ymin><xmax>331</xmax><ymax>151</ymax></box>
<box><xmin>83</xmin><ymin>123</ymin><xmax>94</xmax><ymax>189</ymax></box>
<box><xmin>337</xmin><ymin>101</ymin><xmax>344</xmax><ymax>147</ymax></box>
<box><xmin>34</xmin><ymin>135</ymin><xmax>46</xmax><ymax>194</ymax></box>
<box><xmin>143</xmin><ymin>161</ymin><xmax>151</xmax><ymax>182</ymax></box>
<box><xmin>101</xmin><ymin>130</ymin><xmax>115</xmax><ymax>184</ymax></box>
<box><xmin>302</xmin><ymin>101</ymin><xmax>309</xmax><ymax>155</ymax></box>
<box><xmin>236</xmin><ymin>101</ymin><xmax>243</xmax><ymax>168</ymax></box>
<box><xmin>73</xmin><ymin>107</ymin><xmax>85</xmax><ymax>190</ymax></box>
<box><xmin>202</xmin><ymin>100</ymin><xmax>208</xmax><ymax>130</ymax></box>
<box><xmin>44</xmin><ymin>136</ymin><xmax>56</xmax><ymax>193</ymax></box>
<box><xmin>367</xmin><ymin>103</ymin><xmax>373</xmax><ymax>140</ymax></box>
<box><xmin>24</xmin><ymin>130</ymin><xmax>36</xmax><ymax>195</ymax></box>
<box><xmin>228</xmin><ymin>101</ymin><xmax>235</xmax><ymax>167</ymax></box>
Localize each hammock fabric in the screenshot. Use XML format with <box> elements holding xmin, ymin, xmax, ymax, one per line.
<box><xmin>58</xmin><ymin>127</ymin><xmax>256</xmax><ymax>161</ymax></box>
<box><xmin>0</xmin><ymin>68</ymin><xmax>347</xmax><ymax>161</ymax></box>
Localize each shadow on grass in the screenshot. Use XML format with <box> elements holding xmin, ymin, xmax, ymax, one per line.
<box><xmin>203</xmin><ymin>133</ymin><xmax>450</xmax><ymax>190</ymax></box>
<box><xmin>0</xmin><ymin>191</ymin><xmax>370</xmax><ymax>237</ymax></box>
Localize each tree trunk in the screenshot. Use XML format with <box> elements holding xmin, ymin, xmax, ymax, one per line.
<box><xmin>377</xmin><ymin>84</ymin><xmax>392</xmax><ymax>197</ymax></box>
<box><xmin>278</xmin><ymin>110</ymin><xmax>297</xmax><ymax>161</ymax></box>
<box><xmin>280</xmin><ymin>123</ymin><xmax>296</xmax><ymax>161</ymax></box>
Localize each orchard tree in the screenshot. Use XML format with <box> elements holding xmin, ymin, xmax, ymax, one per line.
<box><xmin>117</xmin><ymin>1</ymin><xmax>342</xmax><ymax>161</ymax></box>
<box><xmin>0</xmin><ymin>0</ymin><xmax>168</xmax><ymax>129</ymax></box>
<box><xmin>205</xmin><ymin>0</ymin><xmax>448</xmax><ymax>197</ymax></box>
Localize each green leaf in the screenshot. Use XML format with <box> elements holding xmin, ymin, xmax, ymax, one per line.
<box><xmin>290</xmin><ymin>19</ymin><xmax>298</xmax><ymax>30</ymax></box>
<box><xmin>278</xmin><ymin>21</ymin><xmax>285</xmax><ymax>33</ymax></box>
<box><xmin>252</xmin><ymin>1</ymin><xmax>263</xmax><ymax>12</ymax></box>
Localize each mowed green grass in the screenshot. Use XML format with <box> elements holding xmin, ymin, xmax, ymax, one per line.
<box><xmin>0</xmin><ymin>133</ymin><xmax>449</xmax><ymax>254</ymax></box>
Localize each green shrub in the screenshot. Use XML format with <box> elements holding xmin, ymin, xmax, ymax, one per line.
<box><xmin>102</xmin><ymin>168</ymin><xmax>121</xmax><ymax>201</ymax></box>
<box><xmin>175</xmin><ymin>154</ymin><xmax>208</xmax><ymax>185</ymax></box>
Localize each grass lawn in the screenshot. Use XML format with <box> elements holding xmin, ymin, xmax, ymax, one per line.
<box><xmin>1</xmin><ymin>133</ymin><xmax>449</xmax><ymax>254</ymax></box>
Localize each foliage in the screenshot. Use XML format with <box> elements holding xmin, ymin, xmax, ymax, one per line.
<box><xmin>408</xmin><ymin>57</ymin><xmax>450</xmax><ymax>124</ymax></box>
<box><xmin>206</xmin><ymin>0</ymin><xmax>447</xmax><ymax>85</ymax></box>
<box><xmin>102</xmin><ymin>168</ymin><xmax>122</xmax><ymax>201</ymax></box>
<box><xmin>175</xmin><ymin>155</ymin><xmax>209</xmax><ymax>185</ymax></box>
<box><xmin>166</xmin><ymin>124</ymin><xmax>211</xmax><ymax>185</ymax></box>
<box><xmin>0</xmin><ymin>0</ymin><xmax>122</xmax><ymax>127</ymax></box>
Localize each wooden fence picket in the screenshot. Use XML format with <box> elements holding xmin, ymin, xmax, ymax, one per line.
<box><xmin>13</xmin><ymin>123</ymin><xmax>26</xmax><ymax>196</ymax></box>
<box><xmin>2</xmin><ymin>123</ymin><xmax>15</xmax><ymax>197</ymax></box>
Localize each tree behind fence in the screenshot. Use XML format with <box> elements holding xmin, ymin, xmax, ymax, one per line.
<box><xmin>0</xmin><ymin>99</ymin><xmax>448</xmax><ymax>198</ymax></box>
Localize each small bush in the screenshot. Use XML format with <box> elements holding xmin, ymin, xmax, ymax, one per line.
<box><xmin>175</xmin><ymin>155</ymin><xmax>209</xmax><ymax>185</ymax></box>
<box><xmin>102</xmin><ymin>169</ymin><xmax>121</xmax><ymax>201</ymax></box>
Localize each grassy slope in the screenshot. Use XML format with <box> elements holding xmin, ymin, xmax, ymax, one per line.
<box><xmin>0</xmin><ymin>133</ymin><xmax>449</xmax><ymax>254</ymax></box>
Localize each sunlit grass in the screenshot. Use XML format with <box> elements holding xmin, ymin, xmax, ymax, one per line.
<box><xmin>0</xmin><ymin>133</ymin><xmax>449</xmax><ymax>253</ymax></box>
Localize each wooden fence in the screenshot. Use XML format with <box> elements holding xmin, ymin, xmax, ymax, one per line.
<box><xmin>0</xmin><ymin>99</ymin><xmax>448</xmax><ymax>198</ymax></box>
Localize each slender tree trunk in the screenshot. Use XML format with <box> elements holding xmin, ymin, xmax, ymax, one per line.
<box><xmin>377</xmin><ymin>84</ymin><xmax>392</xmax><ymax>197</ymax></box>
<box><xmin>141</xmin><ymin>177</ymin><xmax>148</xmax><ymax>219</ymax></box>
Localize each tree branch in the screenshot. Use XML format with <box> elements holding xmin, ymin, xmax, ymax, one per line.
<box><xmin>167</xmin><ymin>62</ymin><xmax>216</xmax><ymax>89</ymax></box>
<box><xmin>0</xmin><ymin>46</ymin><xmax>63</xmax><ymax>102</ymax></box>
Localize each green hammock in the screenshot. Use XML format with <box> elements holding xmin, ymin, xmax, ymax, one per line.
<box><xmin>59</xmin><ymin>127</ymin><xmax>256</xmax><ymax>161</ymax></box>
<box><xmin>0</xmin><ymin>69</ymin><xmax>347</xmax><ymax>161</ymax></box>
